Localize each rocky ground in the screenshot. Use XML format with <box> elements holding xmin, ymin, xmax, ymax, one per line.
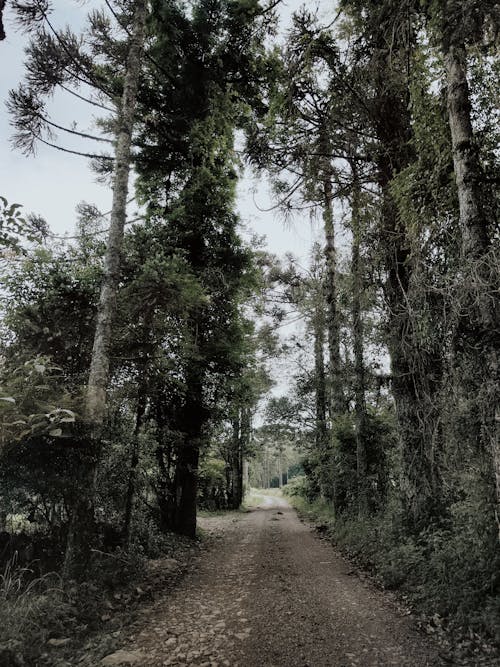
<box><xmin>91</xmin><ymin>495</ymin><xmax>452</xmax><ymax>667</ymax></box>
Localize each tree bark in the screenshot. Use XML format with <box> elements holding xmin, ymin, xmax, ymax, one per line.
<box><xmin>373</xmin><ymin>49</ymin><xmax>443</xmax><ymax>532</ymax></box>
<box><xmin>85</xmin><ymin>0</ymin><xmax>147</xmax><ymax>424</ymax></box>
<box><xmin>122</xmin><ymin>389</ymin><xmax>148</xmax><ymax>546</ymax></box>
<box><xmin>172</xmin><ymin>439</ymin><xmax>200</xmax><ymax>537</ymax></box>
<box><xmin>350</xmin><ymin>160</ymin><xmax>369</xmax><ymax>516</ymax></box>
<box><xmin>170</xmin><ymin>366</ymin><xmax>205</xmax><ymax>537</ymax></box>
<box><xmin>445</xmin><ymin>42</ymin><xmax>500</xmax><ymax>539</ymax></box>
<box><xmin>0</xmin><ymin>0</ymin><xmax>5</xmax><ymax>41</ymax></box>
<box><xmin>238</xmin><ymin>408</ymin><xmax>250</xmax><ymax>503</ymax></box>
<box><xmin>313</xmin><ymin>295</ymin><xmax>328</xmax><ymax>452</ymax></box>
<box><xmin>63</xmin><ymin>0</ymin><xmax>147</xmax><ymax>580</ymax></box>
<box><xmin>445</xmin><ymin>44</ymin><xmax>489</xmax><ymax>259</ymax></box>
<box><xmin>320</xmin><ymin>129</ymin><xmax>344</xmax><ymax>419</ymax></box>
<box><xmin>229</xmin><ymin>414</ymin><xmax>242</xmax><ymax>509</ymax></box>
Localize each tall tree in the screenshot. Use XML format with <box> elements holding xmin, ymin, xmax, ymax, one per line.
<box><xmin>427</xmin><ymin>0</ymin><xmax>499</xmax><ymax>536</ymax></box>
<box><xmin>8</xmin><ymin>0</ymin><xmax>149</xmax><ymax>576</ymax></box>
<box><xmin>338</xmin><ymin>0</ymin><xmax>447</xmax><ymax>530</ymax></box>
<box><xmin>349</xmin><ymin>158</ymin><xmax>369</xmax><ymax>515</ymax></box>
<box><xmin>65</xmin><ymin>0</ymin><xmax>147</xmax><ymax>578</ymax></box>
<box><xmin>245</xmin><ymin>13</ymin><xmax>350</xmax><ymax>425</ymax></box>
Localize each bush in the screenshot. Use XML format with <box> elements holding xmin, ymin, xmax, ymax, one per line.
<box><xmin>282</xmin><ymin>475</ymin><xmax>310</xmax><ymax>498</ymax></box>
<box><xmin>288</xmin><ymin>482</ymin><xmax>500</xmax><ymax>644</ymax></box>
<box><xmin>301</xmin><ymin>410</ymin><xmax>396</xmax><ymax>513</ymax></box>
<box><xmin>198</xmin><ymin>457</ymin><xmax>229</xmax><ymax>510</ymax></box>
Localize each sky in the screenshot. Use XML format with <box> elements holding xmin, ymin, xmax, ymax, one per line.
<box><xmin>0</xmin><ymin>0</ymin><xmax>336</xmax><ymax>263</ymax></box>
<box><xmin>0</xmin><ymin>0</ymin><xmax>344</xmax><ymax>401</ymax></box>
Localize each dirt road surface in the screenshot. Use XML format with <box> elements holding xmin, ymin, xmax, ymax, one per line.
<box><xmin>108</xmin><ymin>495</ymin><xmax>445</xmax><ymax>667</ymax></box>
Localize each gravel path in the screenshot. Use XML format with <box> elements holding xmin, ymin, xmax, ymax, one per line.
<box><xmin>105</xmin><ymin>495</ymin><xmax>445</xmax><ymax>666</ymax></box>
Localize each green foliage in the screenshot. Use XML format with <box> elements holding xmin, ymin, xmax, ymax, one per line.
<box><xmin>198</xmin><ymin>456</ymin><xmax>229</xmax><ymax>511</ymax></box>
<box><xmin>282</xmin><ymin>475</ymin><xmax>310</xmax><ymax>498</ymax></box>
<box><xmin>303</xmin><ymin>410</ymin><xmax>395</xmax><ymax>513</ymax></box>
<box><xmin>289</xmin><ymin>487</ymin><xmax>500</xmax><ymax>642</ymax></box>
<box><xmin>0</xmin><ymin>197</ymin><xmax>45</xmax><ymax>258</ymax></box>
<box><xmin>0</xmin><ymin>357</ymin><xmax>76</xmax><ymax>450</ymax></box>
<box><xmin>1</xmin><ymin>244</ymin><xmax>101</xmax><ymax>385</ymax></box>
<box><xmin>0</xmin><ymin>563</ymin><xmax>71</xmax><ymax>664</ymax></box>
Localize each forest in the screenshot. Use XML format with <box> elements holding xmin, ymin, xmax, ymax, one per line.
<box><xmin>0</xmin><ymin>0</ymin><xmax>498</xmax><ymax>665</ymax></box>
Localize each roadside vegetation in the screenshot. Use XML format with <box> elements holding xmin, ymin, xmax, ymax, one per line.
<box><xmin>285</xmin><ymin>478</ymin><xmax>500</xmax><ymax>659</ymax></box>
<box><xmin>0</xmin><ymin>0</ymin><xmax>498</xmax><ymax>663</ymax></box>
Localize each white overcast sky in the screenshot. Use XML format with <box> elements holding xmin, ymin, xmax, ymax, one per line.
<box><xmin>0</xmin><ymin>0</ymin><xmax>340</xmax><ymax>263</ymax></box>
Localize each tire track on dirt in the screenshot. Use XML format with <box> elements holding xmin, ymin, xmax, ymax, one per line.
<box><xmin>103</xmin><ymin>496</ymin><xmax>444</xmax><ymax>666</ymax></box>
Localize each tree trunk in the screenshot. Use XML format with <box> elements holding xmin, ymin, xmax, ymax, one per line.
<box><xmin>445</xmin><ymin>42</ymin><xmax>500</xmax><ymax>538</ymax></box>
<box><xmin>0</xmin><ymin>0</ymin><xmax>5</xmax><ymax>41</ymax></box>
<box><xmin>156</xmin><ymin>443</ymin><xmax>175</xmax><ymax>533</ymax></box>
<box><xmin>62</xmin><ymin>436</ymin><xmax>99</xmax><ymax>580</ymax></box>
<box><xmin>122</xmin><ymin>390</ymin><xmax>148</xmax><ymax>546</ymax></box>
<box><xmin>172</xmin><ymin>439</ymin><xmax>200</xmax><ymax>537</ymax></box>
<box><xmin>63</xmin><ymin>0</ymin><xmax>147</xmax><ymax>580</ymax></box>
<box><xmin>85</xmin><ymin>0</ymin><xmax>147</xmax><ymax>424</ymax></box>
<box><xmin>373</xmin><ymin>55</ymin><xmax>444</xmax><ymax>532</ymax></box>
<box><xmin>229</xmin><ymin>414</ymin><xmax>242</xmax><ymax>509</ymax></box>
<box><xmin>238</xmin><ymin>408</ymin><xmax>250</xmax><ymax>504</ymax></box>
<box><xmin>350</xmin><ymin>160</ymin><xmax>369</xmax><ymax>516</ymax></box>
<box><xmin>445</xmin><ymin>44</ymin><xmax>489</xmax><ymax>259</ymax></box>
<box><xmin>243</xmin><ymin>459</ymin><xmax>249</xmax><ymax>491</ymax></box>
<box><xmin>320</xmin><ymin>129</ymin><xmax>344</xmax><ymax>419</ymax></box>
<box><xmin>313</xmin><ymin>295</ymin><xmax>328</xmax><ymax>452</ymax></box>
<box><xmin>170</xmin><ymin>368</ymin><xmax>205</xmax><ymax>537</ymax></box>
<box><xmin>278</xmin><ymin>449</ymin><xmax>283</xmax><ymax>488</ymax></box>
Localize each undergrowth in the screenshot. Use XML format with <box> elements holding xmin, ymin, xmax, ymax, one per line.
<box><xmin>284</xmin><ymin>477</ymin><xmax>500</xmax><ymax>653</ymax></box>
<box><xmin>0</xmin><ymin>522</ymin><xmax>197</xmax><ymax>666</ymax></box>
<box><xmin>0</xmin><ymin>556</ymin><xmax>71</xmax><ymax>665</ymax></box>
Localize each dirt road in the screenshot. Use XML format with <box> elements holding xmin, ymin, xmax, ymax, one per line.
<box><xmin>107</xmin><ymin>495</ymin><xmax>444</xmax><ymax>666</ymax></box>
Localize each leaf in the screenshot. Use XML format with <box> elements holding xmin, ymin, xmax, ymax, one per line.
<box><xmin>0</xmin><ymin>396</ymin><xmax>16</xmax><ymax>403</ymax></box>
<box><xmin>7</xmin><ymin>204</ymin><xmax>21</xmax><ymax>216</ymax></box>
<box><xmin>54</xmin><ymin>408</ymin><xmax>75</xmax><ymax>417</ymax></box>
<box><xmin>49</xmin><ymin>428</ymin><xmax>63</xmax><ymax>437</ymax></box>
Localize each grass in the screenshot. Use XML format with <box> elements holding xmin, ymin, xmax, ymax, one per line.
<box><xmin>243</xmin><ymin>488</ymin><xmax>266</xmax><ymax>508</ymax></box>
<box><xmin>243</xmin><ymin>487</ymin><xmax>285</xmax><ymax>509</ymax></box>
<box><xmin>0</xmin><ymin>555</ymin><xmax>72</xmax><ymax>663</ymax></box>
<box><xmin>286</xmin><ymin>493</ymin><xmax>336</xmax><ymax>526</ymax></box>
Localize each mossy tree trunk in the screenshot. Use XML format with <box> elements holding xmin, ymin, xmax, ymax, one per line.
<box><xmin>445</xmin><ymin>41</ymin><xmax>500</xmax><ymax>539</ymax></box>
<box><xmin>63</xmin><ymin>0</ymin><xmax>147</xmax><ymax>580</ymax></box>
<box><xmin>122</xmin><ymin>388</ymin><xmax>148</xmax><ymax>546</ymax></box>
<box><xmin>313</xmin><ymin>295</ymin><xmax>328</xmax><ymax>453</ymax></box>
<box><xmin>320</xmin><ymin>129</ymin><xmax>344</xmax><ymax>420</ymax></box>
<box><xmin>373</xmin><ymin>62</ymin><xmax>443</xmax><ymax>533</ymax></box>
<box><xmin>350</xmin><ymin>159</ymin><xmax>369</xmax><ymax>516</ymax></box>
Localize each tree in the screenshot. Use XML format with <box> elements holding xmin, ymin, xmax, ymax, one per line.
<box><xmin>7</xmin><ymin>0</ymin><xmax>150</xmax><ymax>576</ymax></box>
<box><xmin>349</xmin><ymin>159</ymin><xmax>369</xmax><ymax>515</ymax></box>
<box><xmin>245</xmin><ymin>12</ymin><xmax>348</xmax><ymax>422</ymax></box>
<box><xmin>429</xmin><ymin>0</ymin><xmax>500</xmax><ymax>538</ymax></box>
<box><xmin>132</xmin><ymin>0</ymin><xmax>275</xmax><ymax>535</ymax></box>
<box><xmin>65</xmin><ymin>0</ymin><xmax>147</xmax><ymax>578</ymax></box>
